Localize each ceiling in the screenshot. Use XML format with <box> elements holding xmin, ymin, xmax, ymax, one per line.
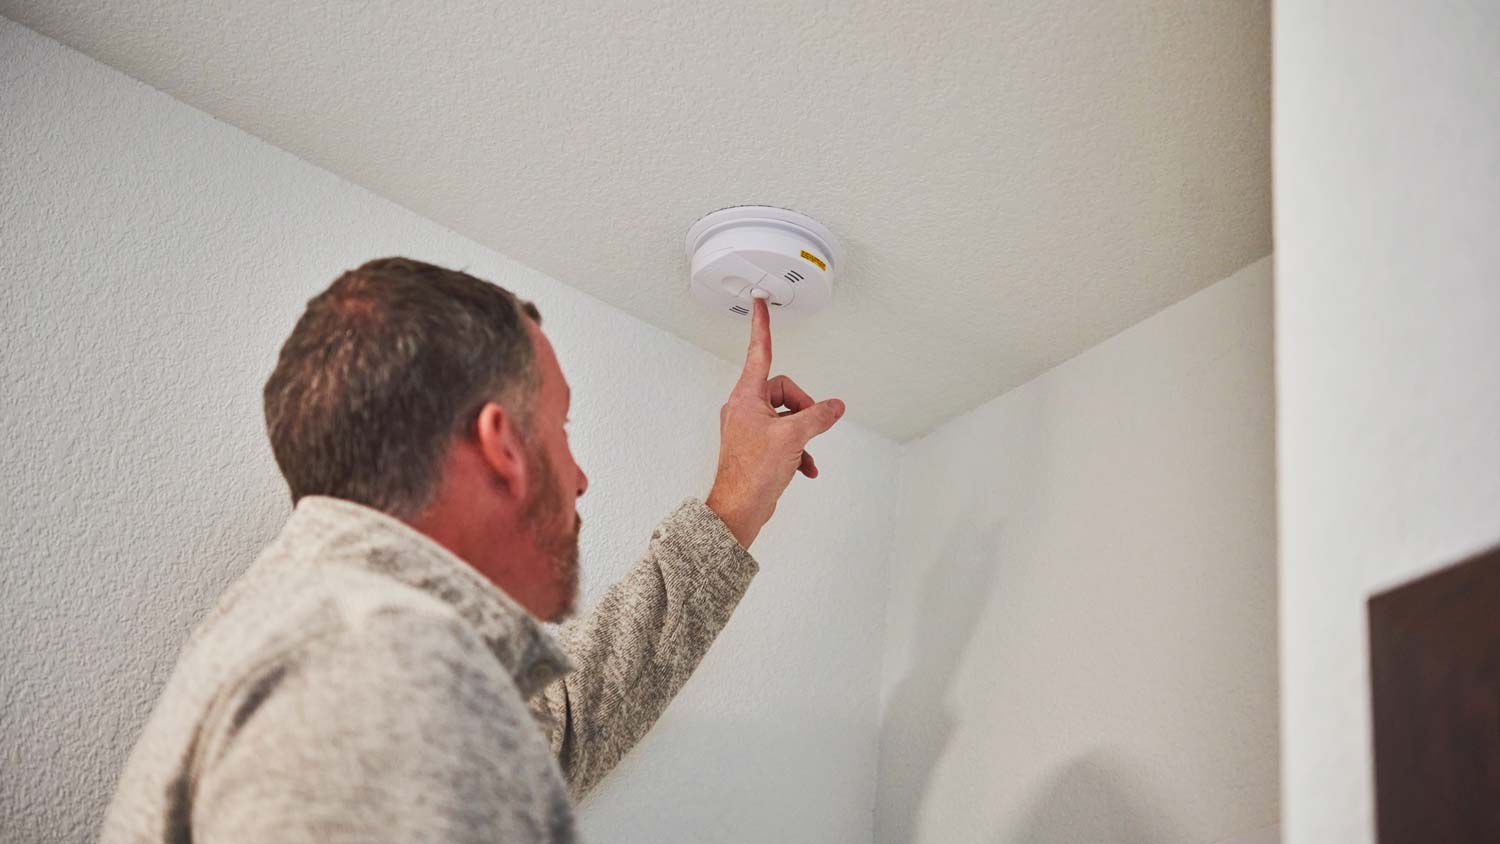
<box><xmin>3</xmin><ymin>1</ymin><xmax>1270</xmax><ymax>441</ymax></box>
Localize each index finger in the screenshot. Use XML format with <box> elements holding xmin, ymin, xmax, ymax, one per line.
<box><xmin>735</xmin><ymin>295</ymin><xmax>772</xmax><ymax>391</ymax></box>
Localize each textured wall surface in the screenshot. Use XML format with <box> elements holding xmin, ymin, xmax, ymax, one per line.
<box><xmin>0</xmin><ymin>0</ymin><xmax>1272</xmax><ymax>441</ymax></box>
<box><xmin>0</xmin><ymin>20</ymin><xmax>900</xmax><ymax>843</ymax></box>
<box><xmin>1273</xmin><ymin>3</ymin><xmax>1500</xmax><ymax>842</ymax></box>
<box><xmin>875</xmin><ymin>258</ymin><xmax>1279</xmax><ymax>844</ymax></box>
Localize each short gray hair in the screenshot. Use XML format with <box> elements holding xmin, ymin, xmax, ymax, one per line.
<box><xmin>263</xmin><ymin>257</ymin><xmax>542</xmax><ymax>517</ymax></box>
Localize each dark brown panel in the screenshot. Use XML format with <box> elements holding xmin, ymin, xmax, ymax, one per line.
<box><xmin>1368</xmin><ymin>542</ymin><xmax>1500</xmax><ymax>844</ymax></box>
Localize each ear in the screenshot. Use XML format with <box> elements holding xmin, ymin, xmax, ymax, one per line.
<box><xmin>473</xmin><ymin>401</ymin><xmax>529</xmax><ymax>502</ymax></box>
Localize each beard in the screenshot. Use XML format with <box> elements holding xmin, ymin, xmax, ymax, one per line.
<box><xmin>520</xmin><ymin>444</ymin><xmax>581</xmax><ymax>621</ymax></box>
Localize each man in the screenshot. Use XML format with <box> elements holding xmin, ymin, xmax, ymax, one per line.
<box><xmin>99</xmin><ymin>257</ymin><xmax>845</xmax><ymax>843</ymax></box>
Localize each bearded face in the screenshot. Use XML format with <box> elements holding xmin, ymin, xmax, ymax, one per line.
<box><xmin>520</xmin><ymin>440</ymin><xmax>581</xmax><ymax>621</ymax></box>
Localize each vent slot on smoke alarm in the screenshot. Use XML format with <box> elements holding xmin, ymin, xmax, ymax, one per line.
<box><xmin>686</xmin><ymin>205</ymin><xmax>842</xmax><ymax>321</ymax></box>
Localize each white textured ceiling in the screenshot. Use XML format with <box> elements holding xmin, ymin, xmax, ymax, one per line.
<box><xmin>3</xmin><ymin>1</ymin><xmax>1270</xmax><ymax>441</ymax></box>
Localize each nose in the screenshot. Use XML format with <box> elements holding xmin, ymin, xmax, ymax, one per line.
<box><xmin>576</xmin><ymin>466</ymin><xmax>588</xmax><ymax>498</ymax></box>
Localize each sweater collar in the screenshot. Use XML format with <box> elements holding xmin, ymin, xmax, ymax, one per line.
<box><xmin>283</xmin><ymin>495</ymin><xmax>573</xmax><ymax>698</ymax></box>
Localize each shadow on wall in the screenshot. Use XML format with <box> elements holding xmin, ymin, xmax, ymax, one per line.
<box><xmin>1003</xmin><ymin>750</ymin><xmax>1182</xmax><ymax>844</ymax></box>
<box><xmin>874</xmin><ymin>516</ymin><xmax>1185</xmax><ymax>844</ymax></box>
<box><xmin>875</xmin><ymin>515</ymin><xmax>1003</xmax><ymax>843</ymax></box>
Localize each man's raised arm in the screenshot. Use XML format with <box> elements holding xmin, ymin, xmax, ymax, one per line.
<box><xmin>530</xmin><ymin>297</ymin><xmax>846</xmax><ymax>799</ymax></box>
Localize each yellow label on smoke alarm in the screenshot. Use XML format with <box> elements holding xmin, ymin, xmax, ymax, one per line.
<box><xmin>799</xmin><ymin>250</ymin><xmax>827</xmax><ymax>271</ymax></box>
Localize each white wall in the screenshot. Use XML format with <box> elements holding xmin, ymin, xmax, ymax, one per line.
<box><xmin>0</xmin><ymin>19</ymin><xmax>900</xmax><ymax>844</ymax></box>
<box><xmin>1273</xmin><ymin>3</ymin><xmax>1500</xmax><ymax>843</ymax></box>
<box><xmin>875</xmin><ymin>258</ymin><xmax>1280</xmax><ymax>844</ymax></box>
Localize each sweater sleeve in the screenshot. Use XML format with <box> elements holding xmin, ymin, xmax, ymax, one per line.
<box><xmin>193</xmin><ymin>609</ymin><xmax>575</xmax><ymax>844</ymax></box>
<box><xmin>532</xmin><ymin>497</ymin><xmax>759</xmax><ymax>800</ymax></box>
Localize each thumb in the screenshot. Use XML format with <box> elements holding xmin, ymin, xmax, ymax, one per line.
<box><xmin>788</xmin><ymin>398</ymin><xmax>846</xmax><ymax>443</ymax></box>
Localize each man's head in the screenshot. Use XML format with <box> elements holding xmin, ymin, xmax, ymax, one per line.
<box><xmin>263</xmin><ymin>257</ymin><xmax>588</xmax><ymax>620</ymax></box>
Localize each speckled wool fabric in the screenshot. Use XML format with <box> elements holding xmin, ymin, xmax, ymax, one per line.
<box><xmin>98</xmin><ymin>495</ymin><xmax>758</xmax><ymax>843</ymax></box>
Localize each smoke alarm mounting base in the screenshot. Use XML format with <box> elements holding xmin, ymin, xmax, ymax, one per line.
<box><xmin>685</xmin><ymin>205</ymin><xmax>842</xmax><ymax>321</ymax></box>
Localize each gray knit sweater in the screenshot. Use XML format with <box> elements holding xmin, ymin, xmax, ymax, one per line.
<box><xmin>98</xmin><ymin>496</ymin><xmax>759</xmax><ymax>843</ymax></box>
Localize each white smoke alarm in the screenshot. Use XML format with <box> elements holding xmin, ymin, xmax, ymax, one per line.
<box><xmin>685</xmin><ymin>205</ymin><xmax>843</xmax><ymax>320</ymax></box>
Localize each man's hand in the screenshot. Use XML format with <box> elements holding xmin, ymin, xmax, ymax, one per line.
<box><xmin>705</xmin><ymin>296</ymin><xmax>846</xmax><ymax>549</ymax></box>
